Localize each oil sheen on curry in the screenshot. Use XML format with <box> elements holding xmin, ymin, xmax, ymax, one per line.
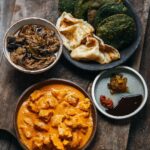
<box><xmin>17</xmin><ymin>84</ymin><xmax>94</xmax><ymax>150</ymax></box>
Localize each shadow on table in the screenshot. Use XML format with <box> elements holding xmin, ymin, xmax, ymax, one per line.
<box><xmin>0</xmin><ymin>129</ymin><xmax>23</xmax><ymax>149</ymax></box>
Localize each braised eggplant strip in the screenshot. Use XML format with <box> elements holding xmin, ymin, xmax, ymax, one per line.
<box><xmin>7</xmin><ymin>25</ymin><xmax>60</xmax><ymax>70</ymax></box>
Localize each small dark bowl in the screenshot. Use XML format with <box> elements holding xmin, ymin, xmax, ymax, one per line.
<box><xmin>63</xmin><ymin>0</ymin><xmax>142</xmax><ymax>71</ymax></box>
<box><xmin>14</xmin><ymin>79</ymin><xmax>97</xmax><ymax>150</ymax></box>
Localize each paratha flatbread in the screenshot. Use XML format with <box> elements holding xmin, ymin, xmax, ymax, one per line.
<box><xmin>57</xmin><ymin>12</ymin><xmax>120</xmax><ymax>64</ymax></box>
<box><xmin>56</xmin><ymin>12</ymin><xmax>94</xmax><ymax>50</ymax></box>
<box><xmin>71</xmin><ymin>36</ymin><xmax>120</xmax><ymax>64</ymax></box>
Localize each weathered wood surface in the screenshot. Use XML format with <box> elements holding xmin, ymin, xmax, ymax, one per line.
<box><xmin>127</xmin><ymin>10</ymin><xmax>150</xmax><ymax>150</ymax></box>
<box><xmin>0</xmin><ymin>0</ymin><xmax>16</xmax><ymax>62</ymax></box>
<box><xmin>129</xmin><ymin>0</ymin><xmax>150</xmax><ymax>70</ymax></box>
<box><xmin>0</xmin><ymin>0</ymin><xmax>93</xmax><ymax>149</ymax></box>
<box><xmin>0</xmin><ymin>0</ymin><xmax>149</xmax><ymax>150</ymax></box>
<box><xmin>85</xmin><ymin>0</ymin><xmax>150</xmax><ymax>150</ymax></box>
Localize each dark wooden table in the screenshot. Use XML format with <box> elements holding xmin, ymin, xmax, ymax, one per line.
<box><xmin>0</xmin><ymin>0</ymin><xmax>149</xmax><ymax>150</ymax></box>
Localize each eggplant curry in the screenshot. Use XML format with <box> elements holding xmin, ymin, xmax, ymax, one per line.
<box><xmin>7</xmin><ymin>25</ymin><xmax>60</xmax><ymax>70</ymax></box>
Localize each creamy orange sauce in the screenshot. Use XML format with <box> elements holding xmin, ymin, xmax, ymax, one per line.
<box><xmin>17</xmin><ymin>84</ymin><xmax>93</xmax><ymax>150</ymax></box>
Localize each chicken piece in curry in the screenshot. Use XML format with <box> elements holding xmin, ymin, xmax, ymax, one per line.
<box><xmin>17</xmin><ymin>84</ymin><xmax>94</xmax><ymax>150</ymax></box>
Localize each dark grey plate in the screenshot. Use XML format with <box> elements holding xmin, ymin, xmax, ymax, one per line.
<box><xmin>62</xmin><ymin>0</ymin><xmax>142</xmax><ymax>71</ymax></box>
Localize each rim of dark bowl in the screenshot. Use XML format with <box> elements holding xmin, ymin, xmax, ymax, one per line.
<box><xmin>14</xmin><ymin>78</ymin><xmax>98</xmax><ymax>150</ymax></box>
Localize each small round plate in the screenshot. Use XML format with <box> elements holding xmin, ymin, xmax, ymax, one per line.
<box><xmin>63</xmin><ymin>0</ymin><xmax>142</xmax><ymax>71</ymax></box>
<box><xmin>91</xmin><ymin>66</ymin><xmax>148</xmax><ymax>119</ymax></box>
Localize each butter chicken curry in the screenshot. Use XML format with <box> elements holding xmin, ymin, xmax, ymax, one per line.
<box><xmin>17</xmin><ymin>84</ymin><xmax>94</xmax><ymax>150</ymax></box>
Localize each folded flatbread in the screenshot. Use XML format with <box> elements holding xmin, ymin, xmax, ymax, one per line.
<box><xmin>56</xmin><ymin>12</ymin><xmax>94</xmax><ymax>50</ymax></box>
<box><xmin>56</xmin><ymin>12</ymin><xmax>120</xmax><ymax>64</ymax></box>
<box><xmin>71</xmin><ymin>36</ymin><xmax>120</xmax><ymax>64</ymax></box>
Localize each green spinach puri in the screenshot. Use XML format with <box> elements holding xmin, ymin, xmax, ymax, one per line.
<box><xmin>59</xmin><ymin>0</ymin><xmax>123</xmax><ymax>21</ymax></box>
<box><xmin>60</xmin><ymin>0</ymin><xmax>115</xmax><ymax>21</ymax></box>
<box><xmin>94</xmin><ymin>3</ymin><xmax>128</xmax><ymax>27</ymax></box>
<box><xmin>74</xmin><ymin>0</ymin><xmax>118</xmax><ymax>22</ymax></box>
<box><xmin>59</xmin><ymin>0</ymin><xmax>76</xmax><ymax>14</ymax></box>
<box><xmin>74</xmin><ymin>0</ymin><xmax>91</xmax><ymax>20</ymax></box>
<box><xmin>96</xmin><ymin>14</ymin><xmax>136</xmax><ymax>50</ymax></box>
<box><xmin>59</xmin><ymin>0</ymin><xmax>91</xmax><ymax>20</ymax></box>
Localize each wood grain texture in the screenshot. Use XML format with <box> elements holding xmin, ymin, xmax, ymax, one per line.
<box><xmin>128</xmin><ymin>0</ymin><xmax>150</xmax><ymax>70</ymax></box>
<box><xmin>0</xmin><ymin>0</ymin><xmax>2</xmax><ymax>60</ymax></box>
<box><xmin>0</xmin><ymin>0</ymin><xmax>93</xmax><ymax>150</ymax></box>
<box><xmin>0</xmin><ymin>0</ymin><xmax>16</xmax><ymax>61</ymax></box>
<box><xmin>127</xmin><ymin>10</ymin><xmax>150</xmax><ymax>150</ymax></box>
<box><xmin>0</xmin><ymin>0</ymin><xmax>18</xmax><ymax>150</ymax></box>
<box><xmin>87</xmin><ymin>0</ymin><xmax>150</xmax><ymax>149</ymax></box>
<box><xmin>0</xmin><ymin>0</ymin><xmax>149</xmax><ymax>150</ymax></box>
